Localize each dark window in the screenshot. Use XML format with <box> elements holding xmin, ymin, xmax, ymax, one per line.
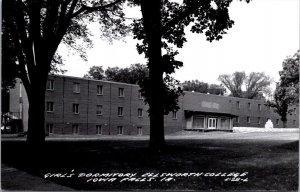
<box><xmin>293</xmin><ymin>120</ymin><xmax>296</xmax><ymax>126</ymax></box>
<box><xmin>257</xmin><ymin>117</ymin><xmax>261</xmax><ymax>124</ymax></box>
<box><xmin>118</xmin><ymin>107</ymin><xmax>123</xmax><ymax>116</ymax></box>
<box><xmin>118</xmin><ymin>88</ymin><xmax>124</xmax><ymax>97</ymax></box>
<box><xmin>138</xmin><ymin>90</ymin><xmax>143</xmax><ymax>99</ymax></box>
<box><xmin>46</xmin><ymin>102</ymin><xmax>54</xmax><ymax>112</ymax></box>
<box><xmin>276</xmin><ymin>119</ymin><xmax>279</xmax><ymax>125</ymax></box>
<box><xmin>236</xmin><ymin>116</ymin><xmax>239</xmax><ymax>123</ymax></box>
<box><xmin>46</xmin><ymin>80</ymin><xmax>54</xmax><ymax>90</ymax></box>
<box><xmin>73</xmin><ymin>83</ymin><xmax>80</xmax><ymax>93</ymax></box>
<box><xmin>247</xmin><ymin>116</ymin><xmax>251</xmax><ymax>123</ymax></box>
<box><xmin>236</xmin><ymin>101</ymin><xmax>240</xmax><ymax>109</ymax></box>
<box><xmin>96</xmin><ymin>105</ymin><xmax>103</xmax><ymax>115</ymax></box>
<box><xmin>97</xmin><ymin>85</ymin><xmax>103</xmax><ymax>95</ymax></box>
<box><xmin>47</xmin><ymin>124</ymin><xmax>53</xmax><ymax>134</ymax></box>
<box><xmin>248</xmin><ymin>103</ymin><xmax>251</xmax><ymax>109</ymax></box>
<box><xmin>258</xmin><ymin>104</ymin><xmax>262</xmax><ymax>111</ymax></box>
<box><xmin>73</xmin><ymin>104</ymin><xmax>79</xmax><ymax>114</ymax></box>
<box><xmin>138</xmin><ymin>108</ymin><xmax>143</xmax><ymax>117</ymax></box>
<box><xmin>117</xmin><ymin>126</ymin><xmax>123</xmax><ymax>135</ymax></box>
<box><xmin>72</xmin><ymin>124</ymin><xmax>79</xmax><ymax>134</ymax></box>
<box><xmin>172</xmin><ymin>111</ymin><xmax>177</xmax><ymax>119</ymax></box>
<box><xmin>96</xmin><ymin>125</ymin><xmax>102</xmax><ymax>135</ymax></box>
<box><xmin>137</xmin><ymin>127</ymin><xmax>142</xmax><ymax>135</ymax></box>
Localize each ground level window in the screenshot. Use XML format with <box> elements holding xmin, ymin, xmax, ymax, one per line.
<box><xmin>293</xmin><ymin>120</ymin><xmax>296</xmax><ymax>126</ymax></box>
<box><xmin>137</xmin><ymin>127</ymin><xmax>142</xmax><ymax>135</ymax></box>
<box><xmin>47</xmin><ymin>124</ymin><xmax>53</xmax><ymax>134</ymax></box>
<box><xmin>72</xmin><ymin>124</ymin><xmax>79</xmax><ymax>134</ymax></box>
<box><xmin>172</xmin><ymin>111</ymin><xmax>177</xmax><ymax>119</ymax></box>
<box><xmin>96</xmin><ymin>125</ymin><xmax>102</xmax><ymax>135</ymax></box>
<box><xmin>247</xmin><ymin>116</ymin><xmax>251</xmax><ymax>123</ymax></box>
<box><xmin>257</xmin><ymin>117</ymin><xmax>261</xmax><ymax>124</ymax></box>
<box><xmin>276</xmin><ymin>119</ymin><xmax>279</xmax><ymax>125</ymax></box>
<box><xmin>117</xmin><ymin>126</ymin><xmax>123</xmax><ymax>135</ymax></box>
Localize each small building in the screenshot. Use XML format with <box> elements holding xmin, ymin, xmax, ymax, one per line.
<box><xmin>7</xmin><ymin>75</ymin><xmax>299</xmax><ymax>135</ymax></box>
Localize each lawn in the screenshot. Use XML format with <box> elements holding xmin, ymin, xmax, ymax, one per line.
<box><xmin>1</xmin><ymin>134</ymin><xmax>299</xmax><ymax>191</ymax></box>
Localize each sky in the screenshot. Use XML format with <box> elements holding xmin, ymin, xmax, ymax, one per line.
<box><xmin>59</xmin><ymin>0</ymin><xmax>299</xmax><ymax>91</ymax></box>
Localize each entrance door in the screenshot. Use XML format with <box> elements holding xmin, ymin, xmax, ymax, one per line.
<box><xmin>208</xmin><ymin>118</ymin><xmax>217</xmax><ymax>129</ymax></box>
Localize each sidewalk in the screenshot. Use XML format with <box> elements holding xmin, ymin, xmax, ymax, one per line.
<box><xmin>1</xmin><ymin>164</ymin><xmax>73</xmax><ymax>191</ymax></box>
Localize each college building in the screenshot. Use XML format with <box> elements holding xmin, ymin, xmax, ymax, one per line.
<box><xmin>7</xmin><ymin>75</ymin><xmax>299</xmax><ymax>135</ymax></box>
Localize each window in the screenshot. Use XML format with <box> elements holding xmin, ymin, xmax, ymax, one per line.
<box><xmin>294</xmin><ymin>108</ymin><xmax>297</xmax><ymax>116</ymax></box>
<box><xmin>257</xmin><ymin>117</ymin><xmax>261</xmax><ymax>124</ymax></box>
<box><xmin>73</xmin><ymin>83</ymin><xmax>80</xmax><ymax>93</ymax></box>
<box><xmin>258</xmin><ymin>104</ymin><xmax>262</xmax><ymax>111</ymax></box>
<box><xmin>118</xmin><ymin>107</ymin><xmax>123</xmax><ymax>116</ymax></box>
<box><xmin>46</xmin><ymin>102</ymin><xmax>54</xmax><ymax>112</ymax></box>
<box><xmin>236</xmin><ymin>101</ymin><xmax>240</xmax><ymax>109</ymax></box>
<box><xmin>118</xmin><ymin>88</ymin><xmax>124</xmax><ymax>97</ymax></box>
<box><xmin>96</xmin><ymin>105</ymin><xmax>103</xmax><ymax>115</ymax></box>
<box><xmin>248</xmin><ymin>103</ymin><xmax>251</xmax><ymax>109</ymax></box>
<box><xmin>276</xmin><ymin>119</ymin><xmax>279</xmax><ymax>125</ymax></box>
<box><xmin>97</xmin><ymin>85</ymin><xmax>103</xmax><ymax>95</ymax></box>
<box><xmin>117</xmin><ymin>126</ymin><xmax>123</xmax><ymax>135</ymax></box>
<box><xmin>138</xmin><ymin>90</ymin><xmax>143</xmax><ymax>99</ymax></box>
<box><xmin>96</xmin><ymin>125</ymin><xmax>102</xmax><ymax>135</ymax></box>
<box><xmin>247</xmin><ymin>116</ymin><xmax>251</xmax><ymax>123</ymax></box>
<box><xmin>72</xmin><ymin>124</ymin><xmax>79</xmax><ymax>134</ymax></box>
<box><xmin>137</xmin><ymin>127</ymin><xmax>142</xmax><ymax>135</ymax></box>
<box><xmin>73</xmin><ymin>103</ymin><xmax>79</xmax><ymax>114</ymax></box>
<box><xmin>138</xmin><ymin>108</ymin><xmax>143</xmax><ymax>117</ymax></box>
<box><xmin>47</xmin><ymin>124</ymin><xmax>53</xmax><ymax>134</ymax></box>
<box><xmin>172</xmin><ymin>111</ymin><xmax>177</xmax><ymax>119</ymax></box>
<box><xmin>236</xmin><ymin>116</ymin><xmax>239</xmax><ymax>123</ymax></box>
<box><xmin>46</xmin><ymin>80</ymin><xmax>54</xmax><ymax>90</ymax></box>
<box><xmin>293</xmin><ymin>120</ymin><xmax>296</xmax><ymax>126</ymax></box>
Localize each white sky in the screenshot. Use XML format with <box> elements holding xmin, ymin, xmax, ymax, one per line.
<box><xmin>59</xmin><ymin>0</ymin><xmax>299</xmax><ymax>90</ymax></box>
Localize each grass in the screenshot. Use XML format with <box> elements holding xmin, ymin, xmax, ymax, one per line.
<box><xmin>1</xmin><ymin>137</ymin><xmax>298</xmax><ymax>191</ymax></box>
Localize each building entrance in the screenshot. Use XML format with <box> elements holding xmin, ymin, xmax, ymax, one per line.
<box><xmin>208</xmin><ymin>118</ymin><xmax>217</xmax><ymax>129</ymax></box>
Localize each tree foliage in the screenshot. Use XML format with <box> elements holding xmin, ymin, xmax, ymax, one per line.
<box><xmin>218</xmin><ymin>71</ymin><xmax>272</xmax><ymax>99</ymax></box>
<box><xmin>182</xmin><ymin>80</ymin><xmax>226</xmax><ymax>95</ymax></box>
<box><xmin>3</xmin><ymin>0</ymin><xmax>128</xmax><ymax>145</ymax></box>
<box><xmin>83</xmin><ymin>66</ymin><xmax>105</xmax><ymax>80</ymax></box>
<box><xmin>266</xmin><ymin>50</ymin><xmax>299</xmax><ymax>127</ymax></box>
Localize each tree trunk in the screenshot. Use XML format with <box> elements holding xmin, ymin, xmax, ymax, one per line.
<box><xmin>140</xmin><ymin>0</ymin><xmax>166</xmax><ymax>151</ymax></box>
<box><xmin>26</xmin><ymin>76</ymin><xmax>47</xmax><ymax>148</ymax></box>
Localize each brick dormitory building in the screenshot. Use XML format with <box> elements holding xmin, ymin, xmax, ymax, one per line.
<box><xmin>7</xmin><ymin>75</ymin><xmax>299</xmax><ymax>135</ymax></box>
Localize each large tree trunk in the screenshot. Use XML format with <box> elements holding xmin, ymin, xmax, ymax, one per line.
<box><xmin>140</xmin><ymin>0</ymin><xmax>166</xmax><ymax>151</ymax></box>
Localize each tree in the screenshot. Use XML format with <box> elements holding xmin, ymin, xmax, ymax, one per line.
<box><xmin>267</xmin><ymin>50</ymin><xmax>299</xmax><ymax>127</ymax></box>
<box><xmin>218</xmin><ymin>71</ymin><xmax>272</xmax><ymax>99</ymax></box>
<box><xmin>279</xmin><ymin>50</ymin><xmax>299</xmax><ymax>104</ymax></box>
<box><xmin>182</xmin><ymin>80</ymin><xmax>209</xmax><ymax>93</ymax></box>
<box><xmin>3</xmin><ymin>0</ymin><xmax>127</xmax><ymax>146</ymax></box>
<box><xmin>131</xmin><ymin>0</ymin><xmax>251</xmax><ymax>151</ymax></box>
<box><xmin>266</xmin><ymin>84</ymin><xmax>292</xmax><ymax>128</ymax></box>
<box><xmin>208</xmin><ymin>84</ymin><xmax>226</xmax><ymax>96</ymax></box>
<box><xmin>105</xmin><ymin>63</ymin><xmax>148</xmax><ymax>84</ymax></box>
<box><xmin>83</xmin><ymin>66</ymin><xmax>105</xmax><ymax>80</ymax></box>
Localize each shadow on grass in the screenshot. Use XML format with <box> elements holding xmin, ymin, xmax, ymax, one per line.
<box><xmin>1</xmin><ymin>139</ymin><xmax>298</xmax><ymax>191</ymax></box>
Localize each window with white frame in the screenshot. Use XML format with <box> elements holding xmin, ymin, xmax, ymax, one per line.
<box><xmin>137</xmin><ymin>126</ymin><xmax>142</xmax><ymax>135</ymax></box>
<box><xmin>73</xmin><ymin>82</ymin><xmax>80</xmax><ymax>93</ymax></box>
<box><xmin>97</xmin><ymin>85</ymin><xmax>103</xmax><ymax>95</ymax></box>
<box><xmin>172</xmin><ymin>111</ymin><xmax>177</xmax><ymax>119</ymax></box>
<box><xmin>138</xmin><ymin>108</ymin><xmax>143</xmax><ymax>117</ymax></box>
<box><xmin>96</xmin><ymin>125</ymin><xmax>102</xmax><ymax>135</ymax></box>
<box><xmin>72</xmin><ymin>124</ymin><xmax>79</xmax><ymax>134</ymax></box>
<box><xmin>46</xmin><ymin>80</ymin><xmax>54</xmax><ymax>90</ymax></box>
<box><xmin>47</xmin><ymin>123</ymin><xmax>53</xmax><ymax>134</ymax></box>
<box><xmin>46</xmin><ymin>102</ymin><xmax>54</xmax><ymax>112</ymax></box>
<box><xmin>96</xmin><ymin>105</ymin><xmax>103</xmax><ymax>115</ymax></box>
<box><xmin>118</xmin><ymin>107</ymin><xmax>123</xmax><ymax>116</ymax></box>
<box><xmin>247</xmin><ymin>116</ymin><xmax>251</xmax><ymax>123</ymax></box>
<box><xmin>73</xmin><ymin>103</ymin><xmax>79</xmax><ymax>114</ymax></box>
<box><xmin>118</xmin><ymin>88</ymin><xmax>124</xmax><ymax>97</ymax></box>
<box><xmin>117</xmin><ymin>126</ymin><xmax>123</xmax><ymax>135</ymax></box>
